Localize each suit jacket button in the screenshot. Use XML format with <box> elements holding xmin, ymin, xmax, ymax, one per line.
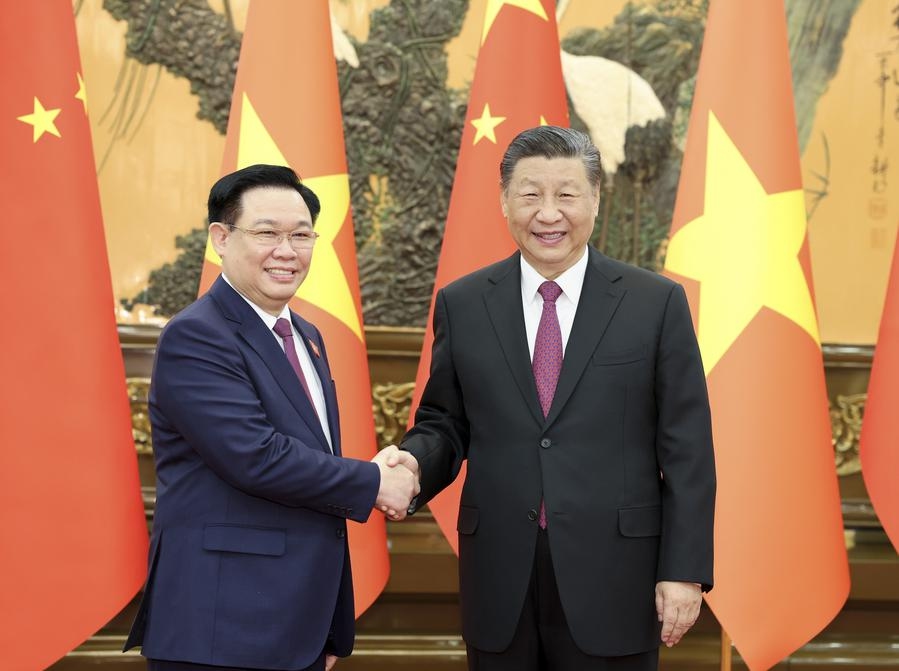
<box><xmin>528</xmin><ymin>509</ymin><xmax>538</xmax><ymax>521</ymax></box>
<box><xmin>336</xmin><ymin>528</ymin><xmax>346</xmax><ymax>538</ymax></box>
<box><xmin>540</xmin><ymin>438</ymin><xmax>552</xmax><ymax>449</ymax></box>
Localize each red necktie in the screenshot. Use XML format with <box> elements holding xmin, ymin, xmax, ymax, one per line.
<box><xmin>273</xmin><ymin>317</ymin><xmax>318</xmax><ymax>416</ymax></box>
<box><xmin>532</xmin><ymin>281</ymin><xmax>563</xmax><ymax>529</ymax></box>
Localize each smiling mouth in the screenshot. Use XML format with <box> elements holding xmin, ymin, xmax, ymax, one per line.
<box><xmin>534</xmin><ymin>231</ymin><xmax>566</xmax><ymax>241</ymax></box>
<box><xmin>266</xmin><ymin>268</ymin><xmax>296</xmax><ymax>277</ymax></box>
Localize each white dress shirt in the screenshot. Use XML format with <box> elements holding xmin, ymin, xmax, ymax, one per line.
<box><xmin>222</xmin><ymin>274</ymin><xmax>333</xmax><ymax>451</ymax></box>
<box><xmin>520</xmin><ymin>248</ymin><xmax>589</xmax><ymax>360</ymax></box>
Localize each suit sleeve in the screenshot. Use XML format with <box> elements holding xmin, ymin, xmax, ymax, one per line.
<box><xmin>152</xmin><ymin>313</ymin><xmax>379</xmax><ymax>522</ymax></box>
<box><xmin>654</xmin><ymin>283</ymin><xmax>716</xmax><ymax>590</ymax></box>
<box><xmin>401</xmin><ymin>289</ymin><xmax>470</xmax><ymax>509</ymax></box>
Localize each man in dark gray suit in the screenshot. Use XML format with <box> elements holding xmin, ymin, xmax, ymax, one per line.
<box><xmin>399</xmin><ymin>127</ymin><xmax>716</xmax><ymax>671</ymax></box>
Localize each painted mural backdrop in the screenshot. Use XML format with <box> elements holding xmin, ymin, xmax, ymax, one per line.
<box><xmin>73</xmin><ymin>0</ymin><xmax>899</xmax><ymax>344</ymax></box>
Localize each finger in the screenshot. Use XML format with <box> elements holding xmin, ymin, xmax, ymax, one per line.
<box><xmin>661</xmin><ymin>620</ymin><xmax>675</xmax><ymax>644</ymax></box>
<box><xmin>381</xmin><ymin>445</ymin><xmax>399</xmax><ymax>466</ymax></box>
<box><xmin>660</xmin><ymin>607</ymin><xmax>678</xmax><ymax>643</ymax></box>
<box><xmin>664</xmin><ymin>607</ymin><xmax>697</xmax><ymax>646</ymax></box>
<box><xmin>666</xmin><ymin>621</ymin><xmax>692</xmax><ymax>647</ymax></box>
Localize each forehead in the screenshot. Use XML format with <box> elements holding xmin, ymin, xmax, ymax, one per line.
<box><xmin>239</xmin><ymin>186</ymin><xmax>311</xmax><ymax>222</ymax></box>
<box><xmin>508</xmin><ymin>156</ymin><xmax>591</xmax><ymax>187</ymax></box>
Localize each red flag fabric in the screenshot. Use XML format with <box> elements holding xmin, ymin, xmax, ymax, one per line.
<box><xmin>663</xmin><ymin>1</ymin><xmax>849</xmax><ymax>668</ymax></box>
<box><xmin>408</xmin><ymin>0</ymin><xmax>568</xmax><ymax>553</ymax></box>
<box><xmin>197</xmin><ymin>0</ymin><xmax>388</xmax><ymax>615</ymax></box>
<box><xmin>0</xmin><ymin>3</ymin><xmax>149</xmax><ymax>668</ymax></box>
<box><xmin>861</xmin><ymin>231</ymin><xmax>899</xmax><ymax>552</ymax></box>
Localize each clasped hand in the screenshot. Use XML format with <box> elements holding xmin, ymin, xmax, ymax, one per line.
<box><xmin>371</xmin><ymin>445</ymin><xmax>420</xmax><ymax>521</ymax></box>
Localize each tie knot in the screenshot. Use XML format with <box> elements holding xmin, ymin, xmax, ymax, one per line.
<box><xmin>538</xmin><ymin>281</ymin><xmax>562</xmax><ymax>304</ymax></box>
<box><xmin>273</xmin><ymin>318</ymin><xmax>293</xmax><ymax>338</ymax></box>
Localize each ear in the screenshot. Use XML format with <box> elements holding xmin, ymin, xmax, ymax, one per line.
<box><xmin>591</xmin><ymin>187</ymin><xmax>601</xmax><ymax>219</ymax></box>
<box><xmin>500</xmin><ymin>190</ymin><xmax>508</xmax><ymax>218</ymax></box>
<box><xmin>209</xmin><ymin>222</ymin><xmax>230</xmax><ymax>257</ymax></box>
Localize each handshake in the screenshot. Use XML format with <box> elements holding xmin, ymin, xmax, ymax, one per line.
<box><xmin>371</xmin><ymin>444</ymin><xmax>420</xmax><ymax>521</ymax></box>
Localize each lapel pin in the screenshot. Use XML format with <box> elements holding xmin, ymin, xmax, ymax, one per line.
<box><xmin>308</xmin><ymin>339</ymin><xmax>321</xmax><ymax>358</ymax></box>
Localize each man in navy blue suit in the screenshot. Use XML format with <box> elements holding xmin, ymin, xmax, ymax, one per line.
<box><xmin>125</xmin><ymin>164</ymin><xmax>419</xmax><ymax>671</ymax></box>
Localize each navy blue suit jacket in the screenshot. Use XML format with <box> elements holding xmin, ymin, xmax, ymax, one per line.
<box><xmin>124</xmin><ymin>276</ymin><xmax>380</xmax><ymax>670</ymax></box>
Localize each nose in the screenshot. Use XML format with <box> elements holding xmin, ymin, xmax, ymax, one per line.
<box><xmin>535</xmin><ymin>198</ymin><xmax>562</xmax><ymax>223</ymax></box>
<box><xmin>271</xmin><ymin>236</ymin><xmax>299</xmax><ymax>257</ymax></box>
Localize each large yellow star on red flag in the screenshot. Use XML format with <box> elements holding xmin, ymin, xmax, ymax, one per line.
<box><xmin>664</xmin><ymin>111</ymin><xmax>819</xmax><ymax>375</ymax></box>
<box><xmin>471</xmin><ymin>103</ymin><xmax>506</xmax><ymax>145</ymax></box>
<box><xmin>17</xmin><ymin>97</ymin><xmax>61</xmax><ymax>142</ymax></box>
<box><xmin>205</xmin><ymin>93</ymin><xmax>362</xmax><ymax>340</ymax></box>
<box><xmin>481</xmin><ymin>0</ymin><xmax>548</xmax><ymax>43</ymax></box>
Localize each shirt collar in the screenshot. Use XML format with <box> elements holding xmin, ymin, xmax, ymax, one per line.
<box><xmin>519</xmin><ymin>247</ymin><xmax>589</xmax><ymax>304</ymax></box>
<box><xmin>221</xmin><ymin>273</ymin><xmax>291</xmax><ymax>331</ymax></box>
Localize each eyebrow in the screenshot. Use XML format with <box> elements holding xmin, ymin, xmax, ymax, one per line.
<box><xmin>517</xmin><ymin>176</ymin><xmax>580</xmax><ymax>186</ymax></box>
<box><xmin>248</xmin><ymin>218</ymin><xmax>312</xmax><ymax>228</ymax></box>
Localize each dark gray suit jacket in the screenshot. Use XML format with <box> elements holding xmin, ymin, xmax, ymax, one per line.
<box><xmin>402</xmin><ymin>248</ymin><xmax>715</xmax><ymax>656</ymax></box>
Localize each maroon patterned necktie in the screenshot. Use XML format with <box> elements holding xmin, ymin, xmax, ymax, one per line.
<box><xmin>532</xmin><ymin>281</ymin><xmax>563</xmax><ymax>528</ymax></box>
<box><xmin>273</xmin><ymin>317</ymin><xmax>318</xmax><ymax>417</ymax></box>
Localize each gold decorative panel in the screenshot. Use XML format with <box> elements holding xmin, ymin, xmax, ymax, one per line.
<box><xmin>830</xmin><ymin>393</ymin><xmax>866</xmax><ymax>476</ymax></box>
<box><xmin>372</xmin><ymin>382</ymin><xmax>416</xmax><ymax>448</ymax></box>
<box><xmin>127</xmin><ymin>377</ymin><xmax>152</xmax><ymax>455</ymax></box>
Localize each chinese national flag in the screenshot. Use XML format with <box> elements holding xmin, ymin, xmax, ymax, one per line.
<box><xmin>861</xmin><ymin>232</ymin><xmax>899</xmax><ymax>552</ymax></box>
<box><xmin>663</xmin><ymin>1</ymin><xmax>849</xmax><ymax>668</ymax></box>
<box><xmin>0</xmin><ymin>3</ymin><xmax>149</xmax><ymax>669</ymax></box>
<box><xmin>198</xmin><ymin>0</ymin><xmax>388</xmax><ymax>615</ymax></box>
<box><xmin>409</xmin><ymin>0</ymin><xmax>568</xmax><ymax>552</ymax></box>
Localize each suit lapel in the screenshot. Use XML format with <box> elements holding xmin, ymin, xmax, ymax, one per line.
<box><xmin>483</xmin><ymin>254</ymin><xmax>546</xmax><ymax>427</ymax></box>
<box><xmin>209</xmin><ymin>277</ymin><xmax>332</xmax><ymax>452</ymax></box>
<box><xmin>545</xmin><ymin>249</ymin><xmax>625</xmax><ymax>426</ymax></box>
<box><xmin>294</xmin><ymin>317</ymin><xmax>341</xmax><ymax>456</ymax></box>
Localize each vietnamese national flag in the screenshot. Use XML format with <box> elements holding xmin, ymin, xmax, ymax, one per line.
<box><xmin>408</xmin><ymin>0</ymin><xmax>568</xmax><ymax>553</ymax></box>
<box><xmin>663</xmin><ymin>1</ymin><xmax>849</xmax><ymax>668</ymax></box>
<box><xmin>198</xmin><ymin>0</ymin><xmax>388</xmax><ymax>615</ymax></box>
<box><xmin>861</xmin><ymin>232</ymin><xmax>899</xmax><ymax>552</ymax></box>
<box><xmin>0</xmin><ymin>2</ymin><xmax>149</xmax><ymax>668</ymax></box>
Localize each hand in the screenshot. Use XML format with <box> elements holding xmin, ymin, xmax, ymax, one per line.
<box><xmin>325</xmin><ymin>653</ymin><xmax>337</xmax><ymax>671</ymax></box>
<box><xmin>372</xmin><ymin>445</ymin><xmax>420</xmax><ymax>521</ymax></box>
<box><xmin>384</xmin><ymin>444</ymin><xmax>420</xmax><ymax>477</ymax></box>
<box><xmin>655</xmin><ymin>581</ymin><xmax>702</xmax><ymax>647</ymax></box>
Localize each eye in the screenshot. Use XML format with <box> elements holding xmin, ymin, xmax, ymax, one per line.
<box><xmin>289</xmin><ymin>231</ymin><xmax>314</xmax><ymax>243</ymax></box>
<box><xmin>254</xmin><ymin>229</ymin><xmax>280</xmax><ymax>241</ymax></box>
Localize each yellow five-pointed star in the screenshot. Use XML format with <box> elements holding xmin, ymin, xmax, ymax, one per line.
<box><xmin>471</xmin><ymin>103</ymin><xmax>506</xmax><ymax>145</ymax></box>
<box><xmin>75</xmin><ymin>72</ymin><xmax>88</xmax><ymax>114</ymax></box>
<box><xmin>17</xmin><ymin>97</ymin><xmax>61</xmax><ymax>142</ymax></box>
<box><xmin>664</xmin><ymin>111</ymin><xmax>819</xmax><ymax>376</ymax></box>
<box><xmin>481</xmin><ymin>0</ymin><xmax>548</xmax><ymax>44</ymax></box>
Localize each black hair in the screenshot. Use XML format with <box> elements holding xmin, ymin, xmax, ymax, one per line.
<box><xmin>499</xmin><ymin>126</ymin><xmax>601</xmax><ymax>190</ymax></box>
<box><xmin>207</xmin><ymin>164</ymin><xmax>321</xmax><ymax>226</ymax></box>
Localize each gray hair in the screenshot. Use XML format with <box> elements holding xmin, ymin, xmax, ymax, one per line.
<box><xmin>499</xmin><ymin>126</ymin><xmax>601</xmax><ymax>191</ymax></box>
